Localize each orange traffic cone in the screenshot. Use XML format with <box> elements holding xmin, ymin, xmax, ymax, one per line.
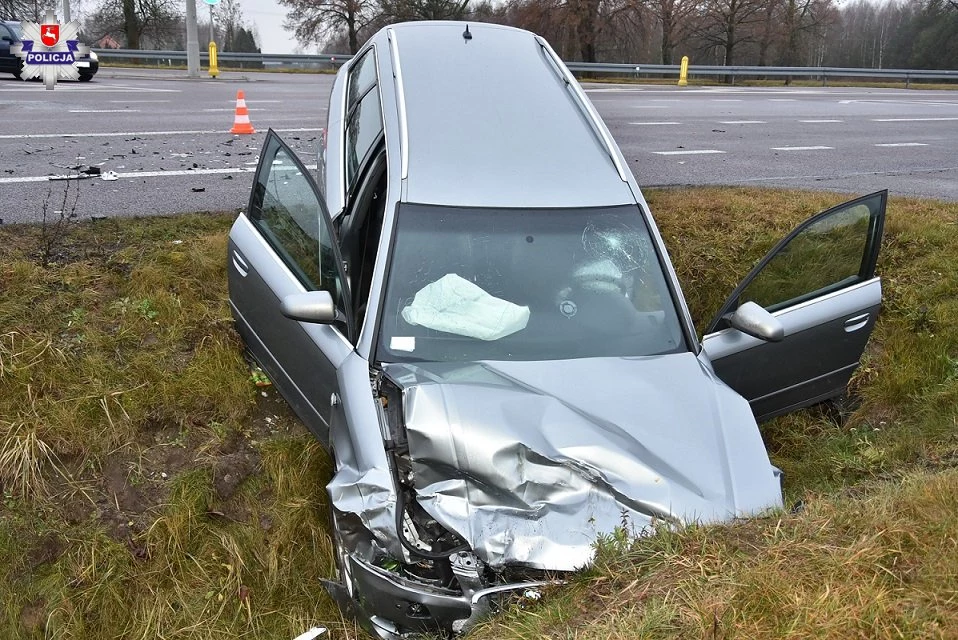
<box><xmin>230</xmin><ymin>90</ymin><xmax>255</xmax><ymax>134</ymax></box>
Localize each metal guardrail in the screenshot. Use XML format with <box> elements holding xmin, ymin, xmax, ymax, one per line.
<box><xmin>564</xmin><ymin>62</ymin><xmax>958</xmax><ymax>86</ymax></box>
<box><xmin>93</xmin><ymin>48</ymin><xmax>958</xmax><ymax>86</ymax></box>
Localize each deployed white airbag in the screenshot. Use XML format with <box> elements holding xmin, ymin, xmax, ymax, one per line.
<box><xmin>401</xmin><ymin>273</ymin><xmax>530</xmax><ymax>340</ymax></box>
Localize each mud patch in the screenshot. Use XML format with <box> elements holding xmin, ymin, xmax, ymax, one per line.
<box><xmin>26</xmin><ymin>534</ymin><xmax>64</xmax><ymax>570</ymax></box>
<box><xmin>19</xmin><ymin>598</ymin><xmax>46</xmax><ymax>636</ymax></box>
<box><xmin>213</xmin><ymin>450</ymin><xmax>259</xmax><ymax>500</ymax></box>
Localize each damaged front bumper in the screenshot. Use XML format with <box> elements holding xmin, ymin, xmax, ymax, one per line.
<box><xmin>327</xmin><ymin>548</ymin><xmax>555</xmax><ymax>639</ymax></box>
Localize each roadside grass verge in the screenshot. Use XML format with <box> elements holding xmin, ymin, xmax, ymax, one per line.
<box><xmin>0</xmin><ymin>214</ymin><xmax>355</xmax><ymax>639</ymax></box>
<box><xmin>1</xmin><ymin>187</ymin><xmax>956</xmax><ymax>638</ymax></box>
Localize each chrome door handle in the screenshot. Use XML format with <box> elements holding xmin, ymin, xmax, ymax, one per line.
<box><xmin>844</xmin><ymin>313</ymin><xmax>870</xmax><ymax>332</ymax></box>
<box><xmin>232</xmin><ymin>251</ymin><xmax>249</xmax><ymax>277</ymax></box>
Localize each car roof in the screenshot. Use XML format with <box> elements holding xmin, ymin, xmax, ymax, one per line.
<box><xmin>379</xmin><ymin>21</ymin><xmax>636</xmax><ymax>209</ymax></box>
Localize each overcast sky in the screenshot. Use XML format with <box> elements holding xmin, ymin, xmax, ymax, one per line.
<box><xmin>236</xmin><ymin>0</ymin><xmax>304</xmax><ymax>54</ymax></box>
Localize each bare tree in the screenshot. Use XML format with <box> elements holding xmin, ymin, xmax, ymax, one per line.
<box><xmin>778</xmin><ymin>0</ymin><xmax>833</xmax><ymax>66</ymax></box>
<box><xmin>693</xmin><ymin>0</ymin><xmax>766</xmax><ymax>67</ymax></box>
<box><xmin>379</xmin><ymin>0</ymin><xmax>470</xmax><ymax>21</ymax></box>
<box><xmin>218</xmin><ymin>0</ymin><xmax>242</xmax><ymax>50</ymax></box>
<box><xmin>280</xmin><ymin>0</ymin><xmax>378</xmax><ymax>53</ymax></box>
<box><xmin>85</xmin><ymin>0</ymin><xmax>181</xmax><ymax>48</ymax></box>
<box><xmin>0</xmin><ymin>0</ymin><xmax>37</xmax><ymax>20</ymax></box>
<box><xmin>642</xmin><ymin>0</ymin><xmax>696</xmax><ymax>64</ymax></box>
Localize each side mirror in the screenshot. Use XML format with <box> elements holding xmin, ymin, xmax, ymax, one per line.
<box><xmin>726</xmin><ymin>301</ymin><xmax>785</xmax><ymax>342</ymax></box>
<box><xmin>280</xmin><ymin>290</ymin><xmax>336</xmax><ymax>324</ymax></box>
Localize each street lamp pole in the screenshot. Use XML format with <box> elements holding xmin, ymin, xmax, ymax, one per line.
<box><xmin>185</xmin><ymin>0</ymin><xmax>200</xmax><ymax>77</ymax></box>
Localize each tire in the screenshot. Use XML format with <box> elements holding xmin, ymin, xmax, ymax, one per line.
<box><xmin>78</xmin><ymin>74</ymin><xmax>93</xmax><ymax>82</ymax></box>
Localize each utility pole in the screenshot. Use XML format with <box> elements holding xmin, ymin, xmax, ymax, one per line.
<box><xmin>62</xmin><ymin>0</ymin><xmax>71</xmax><ymax>23</ymax></box>
<box><xmin>185</xmin><ymin>0</ymin><xmax>200</xmax><ymax>77</ymax></box>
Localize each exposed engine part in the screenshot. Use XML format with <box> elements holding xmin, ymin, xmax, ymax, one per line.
<box><xmin>449</xmin><ymin>551</ymin><xmax>484</xmax><ymax>599</ymax></box>
<box><xmin>395</xmin><ymin>484</ymin><xmax>470</xmax><ymax>560</ymax></box>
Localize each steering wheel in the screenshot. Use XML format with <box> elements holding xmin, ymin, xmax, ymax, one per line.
<box><xmin>555</xmin><ymin>258</ymin><xmax>641</xmax><ymax>336</ymax></box>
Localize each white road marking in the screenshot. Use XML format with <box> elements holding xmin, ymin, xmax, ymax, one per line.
<box><xmin>800</xmin><ymin>119</ymin><xmax>843</xmax><ymax>123</ymax></box>
<box><xmin>0</xmin><ymin>83</ymin><xmax>179</xmax><ymax>93</ymax></box>
<box><xmin>652</xmin><ymin>149</ymin><xmax>726</xmax><ymax>155</ymax></box>
<box><xmin>873</xmin><ymin>117</ymin><xmax>958</xmax><ymax>122</ymax></box>
<box><xmin>0</xmin><ymin>127</ymin><xmax>322</xmax><ymax>140</ymax></box>
<box><xmin>719</xmin><ymin>120</ymin><xmax>766</xmax><ymax>124</ymax></box>
<box><xmin>712</xmin><ymin>99</ymin><xmax>743</xmax><ymax>102</ymax></box>
<box><xmin>844</xmin><ymin>99</ymin><xmax>958</xmax><ymax>106</ymax></box>
<box><xmin>110</xmin><ymin>100</ymin><xmax>170</xmax><ymax>103</ymax></box>
<box><xmin>769</xmin><ymin>98</ymin><xmax>797</xmax><ymax>101</ymax></box>
<box><xmin>631</xmin><ymin>121</ymin><xmax>682</xmax><ymax>125</ymax></box>
<box><xmin>772</xmin><ymin>145</ymin><xmax>833</xmax><ymax>151</ymax></box>
<box><xmin>0</xmin><ymin>163</ymin><xmax>319</xmax><ymax>185</ymax></box>
<box><xmin>631</xmin><ymin>105</ymin><xmax>669</xmax><ymax>108</ymax></box>
<box><xmin>70</xmin><ymin>109</ymin><xmax>142</xmax><ymax>113</ymax></box>
<box><xmin>874</xmin><ymin>142</ymin><xmax>928</xmax><ymax>147</ymax></box>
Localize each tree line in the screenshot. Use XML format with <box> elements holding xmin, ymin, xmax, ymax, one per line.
<box><xmin>280</xmin><ymin>0</ymin><xmax>958</xmax><ymax>70</ymax></box>
<box><xmin>2</xmin><ymin>0</ymin><xmax>954</xmax><ymax>70</ymax></box>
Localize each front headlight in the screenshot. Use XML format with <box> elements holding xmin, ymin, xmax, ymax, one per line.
<box><xmin>89</xmin><ymin>51</ymin><xmax>98</xmax><ymax>61</ymax></box>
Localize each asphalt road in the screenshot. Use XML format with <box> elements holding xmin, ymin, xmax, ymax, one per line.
<box><xmin>2</xmin><ymin>68</ymin><xmax>957</xmax><ymax>224</ymax></box>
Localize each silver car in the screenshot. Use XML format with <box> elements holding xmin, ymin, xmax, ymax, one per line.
<box><xmin>227</xmin><ymin>21</ymin><xmax>886</xmax><ymax>639</ymax></box>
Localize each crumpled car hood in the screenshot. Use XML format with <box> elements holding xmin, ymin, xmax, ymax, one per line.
<box><xmin>383</xmin><ymin>353</ymin><xmax>782</xmax><ymax>570</ymax></box>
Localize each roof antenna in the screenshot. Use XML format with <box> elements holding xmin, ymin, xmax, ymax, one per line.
<box><xmin>462</xmin><ymin>24</ymin><xmax>472</xmax><ymax>41</ymax></box>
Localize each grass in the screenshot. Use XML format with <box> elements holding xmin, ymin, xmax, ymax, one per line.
<box><xmin>1</xmin><ymin>187</ymin><xmax>957</xmax><ymax>638</ymax></box>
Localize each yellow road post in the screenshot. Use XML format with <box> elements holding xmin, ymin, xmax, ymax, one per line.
<box><xmin>209</xmin><ymin>41</ymin><xmax>219</xmax><ymax>78</ymax></box>
<box><xmin>678</xmin><ymin>56</ymin><xmax>689</xmax><ymax>86</ymax></box>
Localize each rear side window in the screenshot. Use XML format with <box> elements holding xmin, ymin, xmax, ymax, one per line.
<box><xmin>347</xmin><ymin>48</ymin><xmax>377</xmax><ymax>109</ymax></box>
<box><xmin>345</xmin><ymin>48</ymin><xmax>384</xmax><ymax>190</ymax></box>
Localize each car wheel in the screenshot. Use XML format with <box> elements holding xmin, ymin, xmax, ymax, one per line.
<box><xmin>79</xmin><ymin>74</ymin><xmax>93</xmax><ymax>82</ymax></box>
